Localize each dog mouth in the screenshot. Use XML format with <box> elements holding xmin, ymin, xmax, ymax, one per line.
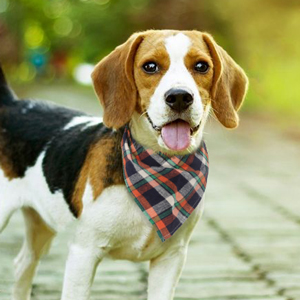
<box><xmin>146</xmin><ymin>113</ymin><xmax>200</xmax><ymax>151</ymax></box>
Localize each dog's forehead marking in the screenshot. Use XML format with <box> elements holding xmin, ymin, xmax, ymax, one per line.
<box><xmin>165</xmin><ymin>33</ymin><xmax>191</xmax><ymax>63</ymax></box>
<box><xmin>145</xmin><ymin>31</ymin><xmax>203</xmax><ymax>134</ymax></box>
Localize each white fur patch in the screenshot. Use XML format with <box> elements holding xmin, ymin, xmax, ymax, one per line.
<box><xmin>165</xmin><ymin>33</ymin><xmax>191</xmax><ymax>63</ymax></box>
<box><xmin>64</xmin><ymin>116</ymin><xmax>103</xmax><ymax>130</ymax></box>
<box><xmin>81</xmin><ymin>179</ymin><xmax>94</xmax><ymax>207</ymax></box>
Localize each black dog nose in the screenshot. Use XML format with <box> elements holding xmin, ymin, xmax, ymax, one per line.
<box><xmin>165</xmin><ymin>89</ymin><xmax>194</xmax><ymax>112</ymax></box>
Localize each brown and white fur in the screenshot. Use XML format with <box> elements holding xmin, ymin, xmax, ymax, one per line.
<box><xmin>0</xmin><ymin>30</ymin><xmax>248</xmax><ymax>300</ymax></box>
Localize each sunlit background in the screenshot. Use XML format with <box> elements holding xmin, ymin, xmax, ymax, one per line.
<box><xmin>1</xmin><ymin>1</ymin><xmax>300</xmax><ymax>299</ymax></box>
<box><xmin>1</xmin><ymin>0</ymin><xmax>300</xmax><ymax>125</ymax></box>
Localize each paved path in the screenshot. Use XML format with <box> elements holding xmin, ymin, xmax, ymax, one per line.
<box><xmin>1</xmin><ymin>85</ymin><xmax>300</xmax><ymax>299</ymax></box>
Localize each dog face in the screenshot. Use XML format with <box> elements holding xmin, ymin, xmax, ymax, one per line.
<box><xmin>92</xmin><ymin>30</ymin><xmax>248</xmax><ymax>154</ymax></box>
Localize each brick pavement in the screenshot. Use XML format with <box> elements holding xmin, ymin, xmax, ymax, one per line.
<box><xmin>1</xmin><ymin>86</ymin><xmax>299</xmax><ymax>299</ymax></box>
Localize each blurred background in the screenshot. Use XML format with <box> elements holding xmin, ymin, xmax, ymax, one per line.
<box><xmin>1</xmin><ymin>1</ymin><xmax>300</xmax><ymax>299</ymax></box>
<box><xmin>1</xmin><ymin>0</ymin><xmax>300</xmax><ymax>126</ymax></box>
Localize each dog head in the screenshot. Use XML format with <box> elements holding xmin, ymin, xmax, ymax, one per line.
<box><xmin>92</xmin><ymin>30</ymin><xmax>248</xmax><ymax>155</ymax></box>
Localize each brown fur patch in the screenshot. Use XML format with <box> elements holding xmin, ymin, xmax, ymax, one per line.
<box><xmin>134</xmin><ymin>33</ymin><xmax>171</xmax><ymax>112</ymax></box>
<box><xmin>202</xmin><ymin>33</ymin><xmax>249</xmax><ymax>128</ymax></box>
<box><xmin>92</xmin><ymin>34</ymin><xmax>145</xmax><ymax>129</ymax></box>
<box><xmin>71</xmin><ymin>129</ymin><xmax>124</xmax><ymax>215</ymax></box>
<box><xmin>0</xmin><ymin>110</ymin><xmax>18</xmax><ymax>180</ymax></box>
<box><xmin>183</xmin><ymin>31</ymin><xmax>215</xmax><ymax>107</ymax></box>
<box><xmin>0</xmin><ymin>149</ymin><xmax>18</xmax><ymax>179</ymax></box>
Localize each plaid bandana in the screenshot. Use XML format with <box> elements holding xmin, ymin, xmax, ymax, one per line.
<box><xmin>121</xmin><ymin>126</ymin><xmax>209</xmax><ymax>242</ymax></box>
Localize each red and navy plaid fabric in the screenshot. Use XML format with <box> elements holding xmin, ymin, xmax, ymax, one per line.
<box><xmin>121</xmin><ymin>126</ymin><xmax>209</xmax><ymax>242</ymax></box>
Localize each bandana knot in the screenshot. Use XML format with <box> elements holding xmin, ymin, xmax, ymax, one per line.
<box><xmin>121</xmin><ymin>126</ymin><xmax>209</xmax><ymax>241</ymax></box>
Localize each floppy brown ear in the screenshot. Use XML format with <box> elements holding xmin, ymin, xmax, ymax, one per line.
<box><xmin>203</xmin><ymin>33</ymin><xmax>249</xmax><ymax>128</ymax></box>
<box><xmin>91</xmin><ymin>33</ymin><xmax>144</xmax><ymax>129</ymax></box>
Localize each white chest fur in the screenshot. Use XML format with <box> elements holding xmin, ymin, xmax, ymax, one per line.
<box><xmin>76</xmin><ymin>185</ymin><xmax>204</xmax><ymax>262</ymax></box>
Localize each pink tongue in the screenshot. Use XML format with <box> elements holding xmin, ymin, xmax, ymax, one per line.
<box><xmin>161</xmin><ymin>120</ymin><xmax>191</xmax><ymax>151</ymax></box>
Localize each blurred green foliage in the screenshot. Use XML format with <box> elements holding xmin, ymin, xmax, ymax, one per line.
<box><xmin>0</xmin><ymin>0</ymin><xmax>300</xmax><ymax>121</ymax></box>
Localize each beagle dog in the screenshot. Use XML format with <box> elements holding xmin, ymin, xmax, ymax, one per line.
<box><xmin>0</xmin><ymin>30</ymin><xmax>248</xmax><ymax>300</ymax></box>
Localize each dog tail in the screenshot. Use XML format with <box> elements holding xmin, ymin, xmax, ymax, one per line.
<box><xmin>0</xmin><ymin>63</ymin><xmax>16</xmax><ymax>107</ymax></box>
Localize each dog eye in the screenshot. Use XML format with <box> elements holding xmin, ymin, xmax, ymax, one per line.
<box><xmin>194</xmin><ymin>61</ymin><xmax>209</xmax><ymax>74</ymax></box>
<box><xmin>142</xmin><ymin>62</ymin><xmax>159</xmax><ymax>74</ymax></box>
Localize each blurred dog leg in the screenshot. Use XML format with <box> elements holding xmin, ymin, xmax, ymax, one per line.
<box><xmin>12</xmin><ymin>207</ymin><xmax>55</xmax><ymax>300</ymax></box>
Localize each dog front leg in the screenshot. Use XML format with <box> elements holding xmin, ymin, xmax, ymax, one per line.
<box><xmin>61</xmin><ymin>243</ymin><xmax>104</xmax><ymax>300</ymax></box>
<box><xmin>147</xmin><ymin>245</ymin><xmax>188</xmax><ymax>300</ymax></box>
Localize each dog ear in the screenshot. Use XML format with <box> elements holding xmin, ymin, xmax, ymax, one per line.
<box><xmin>92</xmin><ymin>33</ymin><xmax>144</xmax><ymax>129</ymax></box>
<box><xmin>203</xmin><ymin>33</ymin><xmax>248</xmax><ymax>128</ymax></box>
